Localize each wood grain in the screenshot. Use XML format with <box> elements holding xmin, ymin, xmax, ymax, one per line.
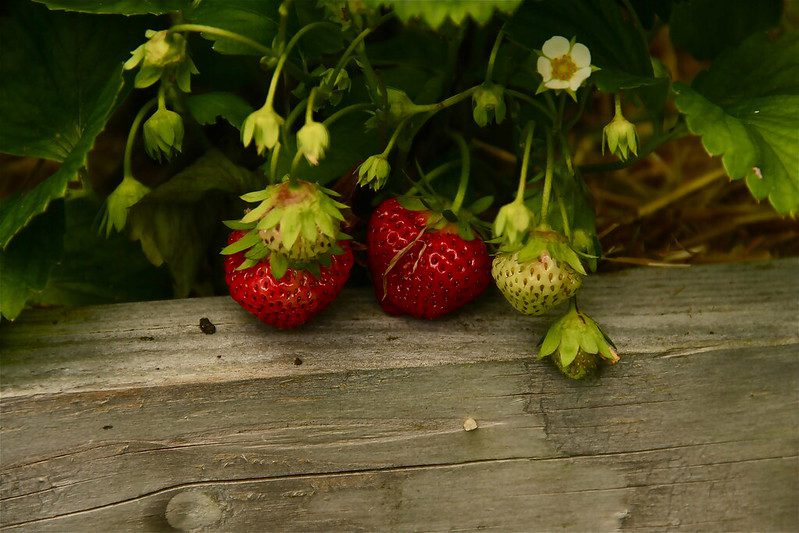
<box><xmin>1</xmin><ymin>259</ymin><xmax>798</xmax><ymax>531</ymax></box>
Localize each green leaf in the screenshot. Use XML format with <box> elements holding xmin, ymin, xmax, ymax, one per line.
<box><xmin>669</xmin><ymin>0</ymin><xmax>782</xmax><ymax>60</ymax></box>
<box><xmin>185</xmin><ymin>0</ymin><xmax>279</xmax><ymax>56</ymax></box>
<box><xmin>33</xmin><ymin>0</ymin><xmax>188</xmax><ymax>15</ymax></box>
<box><xmin>128</xmin><ymin>151</ymin><xmax>260</xmax><ymax>296</ymax></box>
<box><xmin>0</xmin><ymin>2</ymin><xmax>143</xmax><ymax>249</ymax></box>
<box><xmin>186</xmin><ymin>92</ymin><xmax>255</xmax><ymax>130</ymax></box>
<box><xmin>0</xmin><ymin>202</ymin><xmax>65</xmax><ymax>321</ymax></box>
<box><xmin>504</xmin><ymin>0</ymin><xmax>654</xmax><ymax>92</ymax></box>
<box><xmin>674</xmin><ymin>33</ymin><xmax>799</xmax><ymax>215</ymax></box>
<box><xmin>30</xmin><ymin>198</ymin><xmax>172</xmax><ymax>308</ymax></box>
<box><xmin>370</xmin><ymin>0</ymin><xmax>522</xmax><ymax>28</ymax></box>
<box><xmin>147</xmin><ymin>149</ymin><xmax>260</xmax><ymax>203</ymax></box>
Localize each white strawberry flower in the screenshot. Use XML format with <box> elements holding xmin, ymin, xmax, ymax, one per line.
<box><xmin>536</xmin><ymin>36</ymin><xmax>593</xmax><ymax>96</ymax></box>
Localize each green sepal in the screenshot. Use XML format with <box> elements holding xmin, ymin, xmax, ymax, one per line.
<box><xmin>240</xmin><ymin>189</ymin><xmax>272</xmax><ymax>202</ymax></box>
<box><xmin>551</xmin><ymin>242</ymin><xmax>587</xmax><ymax>276</ymax></box>
<box><xmin>559</xmin><ymin>328</ymin><xmax>580</xmax><ymax>367</ymax></box>
<box><xmin>442</xmin><ymin>209</ymin><xmax>458</xmax><ymax>223</ymax></box>
<box><xmin>318</xmin><ymin>185</ymin><xmax>341</xmax><ymax>197</ymax></box>
<box><xmin>321</xmin><ymin>200</ymin><xmax>345</xmax><ymax>221</ymax></box>
<box><xmin>330</xmin><ymin>243</ymin><xmax>344</xmax><ymax>255</ymax></box>
<box><xmin>257</xmin><ymin>208</ymin><xmax>283</xmax><ymax>230</ymax></box>
<box><xmin>300</xmin><ymin>210</ymin><xmax>318</xmax><ymax>242</ymax></box>
<box><xmin>397</xmin><ymin>196</ymin><xmax>429</xmax><ymax>212</ymax></box>
<box><xmin>456</xmin><ymin>222</ymin><xmax>475</xmax><ymax>241</ymax></box>
<box><xmin>244</xmin><ymin>242</ymin><xmax>269</xmax><ymax>261</ymax></box>
<box><xmin>305</xmin><ymin>262</ymin><xmax>321</xmax><ymax>278</ymax></box>
<box><xmin>469</xmin><ymin>196</ymin><xmax>494</xmax><ymax>215</ymax></box>
<box><xmin>220</xmin><ymin>230</ymin><xmax>260</xmax><ymax>255</ymax></box>
<box><xmin>235</xmin><ymin>258</ymin><xmax>257</xmax><ymax>271</ymax></box>
<box><xmin>241</xmin><ymin>200</ymin><xmax>271</xmax><ymax>223</ymax></box>
<box><xmin>538</xmin><ymin>321</ymin><xmax>562</xmax><ymax>358</ymax></box>
<box><xmin>223</xmin><ymin>219</ymin><xmax>257</xmax><ymax>230</ymax></box>
<box><xmin>269</xmin><ymin>252</ymin><xmax>289</xmax><ymax>280</ymax></box>
<box><xmin>317</xmin><ymin>253</ymin><xmax>332</xmax><ymax>268</ymax></box>
<box><xmin>280</xmin><ymin>209</ymin><xmax>302</xmax><ymax>251</ymax></box>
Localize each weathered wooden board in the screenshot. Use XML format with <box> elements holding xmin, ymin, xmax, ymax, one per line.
<box><xmin>1</xmin><ymin>259</ymin><xmax>798</xmax><ymax>531</ymax></box>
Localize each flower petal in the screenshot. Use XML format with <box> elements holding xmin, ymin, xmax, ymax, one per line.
<box><xmin>545</xmin><ymin>79</ymin><xmax>570</xmax><ymax>90</ymax></box>
<box><xmin>570</xmin><ymin>43</ymin><xmax>591</xmax><ymax>68</ymax></box>
<box><xmin>569</xmin><ymin>67</ymin><xmax>592</xmax><ymax>90</ymax></box>
<box><xmin>542</xmin><ymin>36</ymin><xmax>570</xmax><ymax>59</ymax></box>
<box><xmin>536</xmin><ymin>56</ymin><xmax>552</xmax><ymax>81</ymax></box>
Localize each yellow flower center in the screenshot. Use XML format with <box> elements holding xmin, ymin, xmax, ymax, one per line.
<box><xmin>551</xmin><ymin>54</ymin><xmax>577</xmax><ymax>81</ymax></box>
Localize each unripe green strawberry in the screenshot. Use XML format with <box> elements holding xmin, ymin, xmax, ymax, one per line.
<box><xmin>553</xmin><ymin>349</ymin><xmax>597</xmax><ymax>379</ymax></box>
<box><xmin>538</xmin><ymin>302</ymin><xmax>619</xmax><ymax>380</ymax></box>
<box><xmin>492</xmin><ymin>231</ymin><xmax>585</xmax><ymax>316</ymax></box>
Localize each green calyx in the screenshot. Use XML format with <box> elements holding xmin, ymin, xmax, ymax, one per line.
<box><xmin>124</xmin><ymin>29</ymin><xmax>198</xmax><ymax>91</ymax></box>
<box><xmin>366</xmin><ymin>88</ymin><xmax>415</xmax><ymax>128</ymax></box>
<box><xmin>538</xmin><ymin>302</ymin><xmax>620</xmax><ymax>380</ymax></box>
<box><xmin>472</xmin><ymin>82</ymin><xmax>507</xmax><ymax>127</ymax></box>
<box><xmin>397</xmin><ymin>194</ymin><xmax>492</xmax><ymax>242</ymax></box>
<box><xmin>220</xmin><ymin>179</ymin><xmax>349</xmax><ymax>274</ymax></box>
<box><xmin>494</xmin><ymin>199</ymin><xmax>535</xmax><ymax>247</ymax></box>
<box><xmin>602</xmin><ymin>95</ymin><xmax>638</xmax><ymax>161</ymax></box>
<box><xmin>143</xmin><ymin>107</ymin><xmax>184</xmax><ymax>161</ymax></box>
<box><xmin>357</xmin><ymin>154</ymin><xmax>391</xmax><ymax>190</ymax></box>
<box><xmin>506</xmin><ymin>229</ymin><xmax>587</xmax><ymax>276</ymax></box>
<box><xmin>101</xmin><ymin>176</ymin><xmax>150</xmax><ymax>237</ymax></box>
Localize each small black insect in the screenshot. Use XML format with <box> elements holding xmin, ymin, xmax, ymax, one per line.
<box><xmin>199</xmin><ymin>317</ymin><xmax>216</xmax><ymax>335</ymax></box>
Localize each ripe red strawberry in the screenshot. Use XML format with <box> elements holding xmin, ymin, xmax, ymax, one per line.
<box><xmin>224</xmin><ymin>230</ymin><xmax>353</xmax><ymax>329</ymax></box>
<box><xmin>367</xmin><ymin>198</ymin><xmax>491</xmax><ymax>319</ymax></box>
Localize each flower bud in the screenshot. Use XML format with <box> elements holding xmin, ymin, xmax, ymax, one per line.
<box><xmin>143</xmin><ymin>108</ymin><xmax>184</xmax><ymax>161</ymax></box>
<box><xmin>124</xmin><ymin>30</ymin><xmax>197</xmax><ymax>90</ymax></box>
<box><xmin>602</xmin><ymin>106</ymin><xmax>638</xmax><ymax>161</ymax></box>
<box><xmin>297</xmin><ymin>121</ymin><xmax>330</xmax><ymax>166</ymax></box>
<box><xmin>493</xmin><ymin>200</ymin><xmax>533</xmax><ymax>246</ymax></box>
<box><xmin>102</xmin><ymin>176</ymin><xmax>150</xmax><ymax>236</ymax></box>
<box><xmin>241</xmin><ymin>105</ymin><xmax>284</xmax><ymax>154</ymax></box>
<box><xmin>318</xmin><ymin>68</ymin><xmax>351</xmax><ymax>106</ymax></box>
<box><xmin>357</xmin><ymin>155</ymin><xmax>391</xmax><ymax>190</ymax></box>
<box><xmin>472</xmin><ymin>83</ymin><xmax>506</xmax><ymax>127</ymax></box>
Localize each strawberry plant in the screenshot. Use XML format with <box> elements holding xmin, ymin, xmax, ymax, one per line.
<box><xmin>1</xmin><ymin>0</ymin><xmax>796</xmax><ymax>380</ymax></box>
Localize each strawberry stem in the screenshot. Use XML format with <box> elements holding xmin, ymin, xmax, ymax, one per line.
<box><xmin>269</xmin><ymin>142</ymin><xmax>282</xmax><ymax>183</ymax></box>
<box><xmin>540</xmin><ymin>132</ymin><xmax>554</xmax><ymax>228</ymax></box>
<box><xmin>324</xmin><ymin>12</ymin><xmax>393</xmax><ymax>96</ymax></box>
<box><xmin>381</xmin><ymin>116</ymin><xmax>411</xmax><ymax>156</ymax></box>
<box><xmin>305</xmin><ymin>87</ymin><xmax>318</xmax><ymax>123</ymax></box>
<box><xmin>265</xmin><ymin>21</ymin><xmax>332</xmax><ymax>110</ymax></box>
<box><xmin>123</xmin><ymin>98</ymin><xmax>157</xmax><ymax>179</ymax></box>
<box><xmin>484</xmin><ymin>26</ymin><xmax>505</xmax><ymax>83</ymax></box>
<box><xmin>555</xmin><ymin>181</ymin><xmax>571</xmax><ymax>239</ymax></box>
<box><xmin>505</xmin><ymin>90</ymin><xmax>555</xmax><ymax>124</ymax></box>
<box><xmin>409</xmin><ymin>86</ymin><xmax>479</xmax><ymax>114</ymax></box>
<box><xmin>406</xmin><ymin>160</ymin><xmax>460</xmax><ymax>196</ymax></box>
<box><xmin>169</xmin><ymin>24</ymin><xmax>272</xmax><ymax>56</ymax></box>
<box><xmin>448</xmin><ymin>131</ymin><xmax>471</xmax><ymax>213</ymax></box>
<box><xmin>322</xmin><ymin>102</ymin><xmax>373</xmax><ymax>127</ymax></box>
<box><xmin>515</xmin><ymin>122</ymin><xmax>535</xmax><ymax>204</ymax></box>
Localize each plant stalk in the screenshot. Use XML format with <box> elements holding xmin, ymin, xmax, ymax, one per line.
<box><xmin>123</xmin><ymin>98</ymin><xmax>157</xmax><ymax>179</ymax></box>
